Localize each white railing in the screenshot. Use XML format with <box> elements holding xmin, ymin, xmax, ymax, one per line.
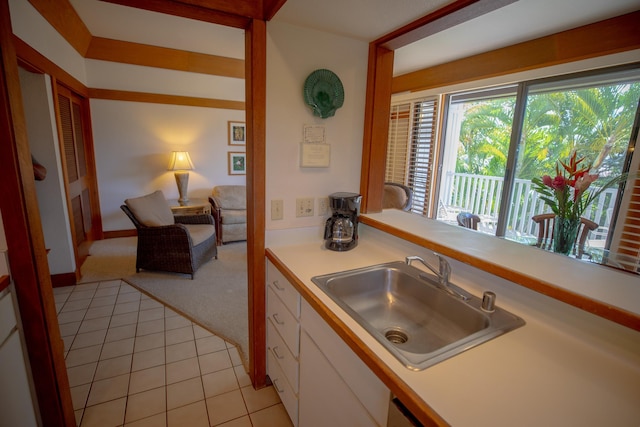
<box><xmin>439</xmin><ymin>172</ymin><xmax>618</xmax><ymax>238</ymax></box>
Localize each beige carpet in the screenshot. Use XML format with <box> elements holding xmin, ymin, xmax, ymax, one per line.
<box><xmin>80</xmin><ymin>237</ymin><xmax>249</xmax><ymax>367</ymax></box>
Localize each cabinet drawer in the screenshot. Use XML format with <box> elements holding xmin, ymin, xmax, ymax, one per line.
<box><xmin>267</xmin><ymin>318</ymin><xmax>299</xmax><ymax>393</ymax></box>
<box><xmin>267</xmin><ymin>261</ymin><xmax>300</xmax><ymax>318</ymax></box>
<box><xmin>267</xmin><ymin>287</ymin><xmax>300</xmax><ymax>357</ymax></box>
<box><xmin>268</xmin><ymin>347</ymin><xmax>299</xmax><ymax>426</ymax></box>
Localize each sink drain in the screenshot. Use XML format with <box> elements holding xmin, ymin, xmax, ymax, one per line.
<box><xmin>385</xmin><ymin>328</ymin><xmax>408</xmax><ymax>344</ymax></box>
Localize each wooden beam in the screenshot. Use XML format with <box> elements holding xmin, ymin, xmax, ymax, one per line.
<box><xmin>27</xmin><ymin>0</ymin><xmax>92</xmax><ymax>55</ymax></box>
<box><xmin>169</xmin><ymin>0</ymin><xmax>260</xmax><ymax>18</ymax></box>
<box><xmin>245</xmin><ymin>18</ymin><xmax>267</xmax><ymax>390</ymax></box>
<box><xmin>86</xmin><ymin>37</ymin><xmax>244</xmax><ymax>78</ymax></box>
<box><xmin>263</xmin><ymin>0</ymin><xmax>288</xmax><ymax>20</ymax></box>
<box><xmin>89</xmin><ymin>88</ymin><xmax>245</xmax><ymax>109</ymax></box>
<box><xmin>392</xmin><ymin>10</ymin><xmax>640</xmax><ymax>94</ymax></box>
<box><xmin>360</xmin><ymin>44</ymin><xmax>394</xmax><ymax>214</ymax></box>
<box><xmin>373</xmin><ymin>0</ymin><xmax>483</xmax><ymax>49</ymax></box>
<box><xmin>100</xmin><ymin>0</ymin><xmax>251</xmax><ymax>29</ymax></box>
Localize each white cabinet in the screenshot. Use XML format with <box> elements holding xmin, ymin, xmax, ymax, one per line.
<box><xmin>299</xmin><ymin>299</ymin><xmax>390</xmax><ymax>427</ymax></box>
<box><xmin>0</xmin><ymin>287</ymin><xmax>38</xmax><ymax>427</ymax></box>
<box><xmin>266</xmin><ymin>261</ymin><xmax>301</xmax><ymax>426</ymax></box>
<box><xmin>266</xmin><ymin>259</ymin><xmax>390</xmax><ymax>427</ymax></box>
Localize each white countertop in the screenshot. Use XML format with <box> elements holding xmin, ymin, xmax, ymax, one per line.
<box><xmin>266</xmin><ymin>224</ymin><xmax>640</xmax><ymax>426</ymax></box>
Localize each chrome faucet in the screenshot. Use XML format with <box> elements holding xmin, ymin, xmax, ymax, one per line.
<box><xmin>406</xmin><ymin>254</ymin><xmax>468</xmax><ymax>300</ymax></box>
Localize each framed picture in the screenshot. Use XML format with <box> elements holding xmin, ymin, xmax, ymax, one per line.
<box><xmin>228</xmin><ymin>121</ymin><xmax>246</xmax><ymax>145</ymax></box>
<box><xmin>228</xmin><ymin>152</ymin><xmax>246</xmax><ymax>175</ymax></box>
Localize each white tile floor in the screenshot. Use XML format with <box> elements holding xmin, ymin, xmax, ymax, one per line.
<box><xmin>53</xmin><ymin>279</ymin><xmax>293</xmax><ymax>427</ymax></box>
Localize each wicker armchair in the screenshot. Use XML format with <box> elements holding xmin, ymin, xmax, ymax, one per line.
<box><xmin>121</xmin><ymin>191</ymin><xmax>217</xmax><ymax>279</ymax></box>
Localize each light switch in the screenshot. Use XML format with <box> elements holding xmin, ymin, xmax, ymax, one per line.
<box><xmin>271</xmin><ymin>200</ymin><xmax>283</xmax><ymax>220</ymax></box>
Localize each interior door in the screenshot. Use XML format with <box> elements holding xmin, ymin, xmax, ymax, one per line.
<box><xmin>55</xmin><ymin>83</ymin><xmax>99</xmax><ymax>270</ymax></box>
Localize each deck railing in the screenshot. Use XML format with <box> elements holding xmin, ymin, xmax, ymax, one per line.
<box><xmin>439</xmin><ymin>172</ymin><xmax>617</xmax><ymax>239</ymax></box>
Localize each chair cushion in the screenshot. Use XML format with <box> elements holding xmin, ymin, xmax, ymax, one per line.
<box><xmin>184</xmin><ymin>224</ymin><xmax>215</xmax><ymax>246</ymax></box>
<box><xmin>212</xmin><ymin>185</ymin><xmax>246</xmax><ymax>210</ymax></box>
<box><xmin>220</xmin><ymin>209</ymin><xmax>246</xmax><ymax>225</ymax></box>
<box><xmin>383</xmin><ymin>185</ymin><xmax>408</xmax><ymax>209</ymax></box>
<box><xmin>125</xmin><ymin>190</ymin><xmax>174</xmax><ymax>227</ymax></box>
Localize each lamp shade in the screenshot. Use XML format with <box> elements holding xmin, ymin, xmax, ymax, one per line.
<box><xmin>168</xmin><ymin>151</ymin><xmax>194</xmax><ymax>171</ymax></box>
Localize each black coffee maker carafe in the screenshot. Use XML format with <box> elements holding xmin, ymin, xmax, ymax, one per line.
<box><xmin>324</xmin><ymin>192</ymin><xmax>362</xmax><ymax>251</ymax></box>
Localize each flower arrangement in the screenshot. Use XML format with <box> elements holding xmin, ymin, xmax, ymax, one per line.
<box><xmin>531</xmin><ymin>151</ymin><xmax>627</xmax><ymax>254</ymax></box>
<box><xmin>531</xmin><ymin>151</ymin><xmax>625</xmax><ymax>222</ymax></box>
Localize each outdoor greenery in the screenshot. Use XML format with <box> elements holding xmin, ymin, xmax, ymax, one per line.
<box><xmin>455</xmin><ymin>82</ymin><xmax>640</xmax><ymax>181</ymax></box>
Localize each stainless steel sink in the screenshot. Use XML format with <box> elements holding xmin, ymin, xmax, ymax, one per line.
<box><xmin>311</xmin><ymin>261</ymin><xmax>525</xmax><ymax>370</ymax></box>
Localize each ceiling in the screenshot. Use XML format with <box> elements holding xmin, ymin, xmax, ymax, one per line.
<box><xmin>72</xmin><ymin>0</ymin><xmax>640</xmax><ymax>76</ymax></box>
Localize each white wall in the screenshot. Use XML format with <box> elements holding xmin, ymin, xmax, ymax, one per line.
<box><xmin>92</xmin><ymin>100</ymin><xmax>245</xmax><ymax>231</ymax></box>
<box><xmin>265</xmin><ymin>21</ymin><xmax>368</xmax><ymax>244</ymax></box>
<box><xmin>19</xmin><ymin>69</ymin><xmax>75</xmax><ymax>274</ymax></box>
<box><xmin>9</xmin><ymin>0</ymin><xmax>248</xmax><ymax>233</ymax></box>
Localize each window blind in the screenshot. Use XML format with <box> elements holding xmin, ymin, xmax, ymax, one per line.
<box><xmin>616</xmin><ymin>175</ymin><xmax>640</xmax><ymax>271</ymax></box>
<box><xmin>386</xmin><ymin>103</ymin><xmax>411</xmax><ymax>184</ymax></box>
<box><xmin>386</xmin><ymin>97</ymin><xmax>439</xmax><ymax>217</ymax></box>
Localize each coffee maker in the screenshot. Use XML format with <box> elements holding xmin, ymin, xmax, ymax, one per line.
<box><xmin>324</xmin><ymin>192</ymin><xmax>362</xmax><ymax>251</ymax></box>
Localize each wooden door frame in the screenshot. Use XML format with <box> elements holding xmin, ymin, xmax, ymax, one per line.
<box><xmin>52</xmin><ymin>81</ymin><xmax>103</xmax><ymax>279</ymax></box>
<box><xmin>245</xmin><ymin>18</ymin><xmax>268</xmax><ymax>389</ymax></box>
<box><xmin>0</xmin><ymin>0</ymin><xmax>76</xmax><ymax>425</ymax></box>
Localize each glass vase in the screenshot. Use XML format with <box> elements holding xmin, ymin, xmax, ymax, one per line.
<box><xmin>553</xmin><ymin>216</ymin><xmax>580</xmax><ymax>255</ymax></box>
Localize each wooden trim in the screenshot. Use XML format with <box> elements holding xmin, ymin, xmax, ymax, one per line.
<box><xmin>359</xmin><ymin>44</ymin><xmax>394</xmax><ymax>214</ymax></box>
<box><xmin>0</xmin><ymin>1</ymin><xmax>75</xmax><ymax>424</ymax></box>
<box><xmin>89</xmin><ymin>88</ymin><xmax>245</xmax><ymax>110</ymax></box>
<box><xmin>392</xmin><ymin>11</ymin><xmax>640</xmax><ymax>94</ymax></box>
<box><xmin>102</xmin><ymin>0</ymin><xmax>287</xmax><ymax>25</ymax></box>
<box><xmin>266</xmin><ymin>249</ymin><xmax>449</xmax><ymax>427</ymax></box>
<box><xmin>246</xmin><ymin>19</ymin><xmax>267</xmax><ymax>390</ymax></box>
<box><xmin>13</xmin><ymin>36</ymin><xmax>88</xmax><ymax>97</ymax></box>
<box><xmin>360</xmin><ymin>216</ymin><xmax>640</xmax><ymax>332</ymax></box>
<box><xmin>86</xmin><ymin>37</ymin><xmax>245</xmax><ymax>78</ymax></box>
<box><xmin>374</xmin><ymin>0</ymin><xmax>497</xmax><ymax>50</ymax></box>
<box><xmin>263</xmin><ymin>0</ymin><xmax>288</xmax><ymax>20</ymax></box>
<box><xmin>50</xmin><ymin>272</ymin><xmax>76</xmax><ymax>288</ymax></box>
<box><xmin>104</xmin><ymin>229</ymin><xmax>137</xmax><ymax>239</ymax></box>
<box><xmin>27</xmin><ymin>0</ymin><xmax>92</xmax><ymax>56</ymax></box>
<box><xmin>101</xmin><ymin>0</ymin><xmax>251</xmax><ymax>29</ymax></box>
<box><xmin>0</xmin><ymin>275</ymin><xmax>9</xmax><ymax>292</ymax></box>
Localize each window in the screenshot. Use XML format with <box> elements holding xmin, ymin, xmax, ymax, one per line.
<box><xmin>387</xmin><ymin>63</ymin><xmax>640</xmax><ymax>270</ymax></box>
<box><xmin>436</xmin><ymin>86</ymin><xmax>517</xmax><ymax>231</ymax></box>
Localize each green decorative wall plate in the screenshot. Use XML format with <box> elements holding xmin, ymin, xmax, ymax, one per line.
<box><xmin>303</xmin><ymin>69</ymin><xmax>344</xmax><ymax>119</ymax></box>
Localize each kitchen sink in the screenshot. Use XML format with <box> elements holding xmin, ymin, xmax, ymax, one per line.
<box><xmin>311</xmin><ymin>260</ymin><xmax>525</xmax><ymax>370</ymax></box>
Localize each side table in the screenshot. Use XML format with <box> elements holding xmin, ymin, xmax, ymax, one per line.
<box><xmin>168</xmin><ymin>198</ymin><xmax>211</xmax><ymax>216</ymax></box>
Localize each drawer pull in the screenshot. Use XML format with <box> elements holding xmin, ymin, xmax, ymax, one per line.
<box><xmin>273</xmin><ymin>346</ymin><xmax>285</xmax><ymax>360</ymax></box>
<box><xmin>273</xmin><ymin>378</ymin><xmax>285</xmax><ymax>394</ymax></box>
<box><xmin>272</xmin><ymin>313</ymin><xmax>285</xmax><ymax>325</ymax></box>
<box><xmin>272</xmin><ymin>280</ymin><xmax>285</xmax><ymax>291</ymax></box>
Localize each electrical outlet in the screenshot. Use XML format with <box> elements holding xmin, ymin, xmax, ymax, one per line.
<box><xmin>296</xmin><ymin>197</ymin><xmax>315</xmax><ymax>217</ymax></box>
<box><xmin>318</xmin><ymin>197</ymin><xmax>329</xmax><ymax>216</ymax></box>
<box><xmin>271</xmin><ymin>200</ymin><xmax>283</xmax><ymax>220</ymax></box>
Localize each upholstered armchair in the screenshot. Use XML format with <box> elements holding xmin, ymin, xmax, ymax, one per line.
<box><xmin>121</xmin><ymin>190</ymin><xmax>217</xmax><ymax>279</ymax></box>
<box><xmin>209</xmin><ymin>185</ymin><xmax>247</xmax><ymax>245</ymax></box>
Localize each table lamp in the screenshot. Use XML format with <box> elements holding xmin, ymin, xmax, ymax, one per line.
<box><xmin>168</xmin><ymin>151</ymin><xmax>194</xmax><ymax>203</ymax></box>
